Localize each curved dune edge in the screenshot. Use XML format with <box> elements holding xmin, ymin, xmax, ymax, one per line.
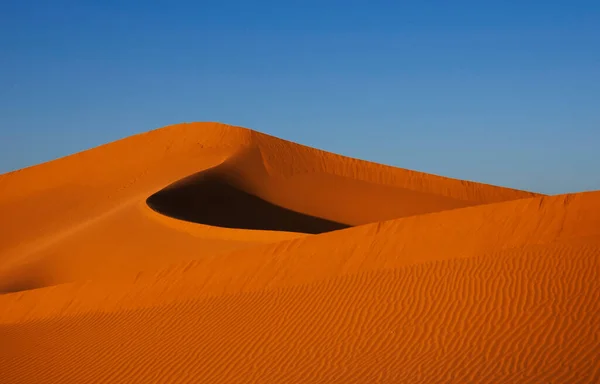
<box><xmin>140</xmin><ymin>199</ymin><xmax>307</xmax><ymax>242</ymax></box>
<box><xmin>138</xmin><ymin>147</ymin><xmax>321</xmax><ymax>241</ymax></box>
<box><xmin>145</xmin><ymin>156</ymin><xmax>352</xmax><ymax>234</ymax></box>
<box><xmin>1</xmin><ymin>190</ymin><xmax>598</xmax><ymax>323</ymax></box>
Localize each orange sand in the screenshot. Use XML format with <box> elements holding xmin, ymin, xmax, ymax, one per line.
<box><xmin>0</xmin><ymin>122</ymin><xmax>598</xmax><ymax>383</ymax></box>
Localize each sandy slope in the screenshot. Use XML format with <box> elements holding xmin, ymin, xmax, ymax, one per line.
<box><xmin>0</xmin><ymin>122</ymin><xmax>598</xmax><ymax>383</ymax></box>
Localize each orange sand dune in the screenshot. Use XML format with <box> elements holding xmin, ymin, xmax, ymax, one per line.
<box><xmin>1</xmin><ymin>122</ymin><xmax>598</xmax><ymax>383</ymax></box>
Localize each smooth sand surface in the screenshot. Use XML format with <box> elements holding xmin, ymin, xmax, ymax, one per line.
<box><xmin>0</xmin><ymin>122</ymin><xmax>598</xmax><ymax>383</ymax></box>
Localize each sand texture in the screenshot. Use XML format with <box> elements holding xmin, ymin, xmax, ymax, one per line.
<box><xmin>0</xmin><ymin>122</ymin><xmax>598</xmax><ymax>383</ymax></box>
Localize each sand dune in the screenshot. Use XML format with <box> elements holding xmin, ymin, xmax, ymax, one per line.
<box><xmin>0</xmin><ymin>122</ymin><xmax>598</xmax><ymax>383</ymax></box>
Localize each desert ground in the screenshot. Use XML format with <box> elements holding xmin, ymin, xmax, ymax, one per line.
<box><xmin>0</xmin><ymin>122</ymin><xmax>598</xmax><ymax>383</ymax></box>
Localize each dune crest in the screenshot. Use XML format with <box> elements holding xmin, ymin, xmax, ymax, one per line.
<box><xmin>1</xmin><ymin>122</ymin><xmax>597</xmax><ymax>383</ymax></box>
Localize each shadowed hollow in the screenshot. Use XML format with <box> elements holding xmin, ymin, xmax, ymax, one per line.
<box><xmin>146</xmin><ymin>168</ymin><xmax>351</xmax><ymax>234</ymax></box>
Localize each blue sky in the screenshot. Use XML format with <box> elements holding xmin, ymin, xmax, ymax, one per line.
<box><xmin>1</xmin><ymin>1</ymin><xmax>599</xmax><ymax>194</ymax></box>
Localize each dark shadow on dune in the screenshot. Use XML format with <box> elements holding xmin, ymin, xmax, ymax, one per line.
<box><xmin>0</xmin><ymin>280</ymin><xmax>44</xmax><ymax>294</ymax></box>
<box><xmin>147</xmin><ymin>171</ymin><xmax>351</xmax><ymax>234</ymax></box>
<box><xmin>0</xmin><ymin>262</ymin><xmax>52</xmax><ymax>294</ymax></box>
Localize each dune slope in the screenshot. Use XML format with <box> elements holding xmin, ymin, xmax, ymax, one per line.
<box><xmin>1</xmin><ymin>122</ymin><xmax>598</xmax><ymax>383</ymax></box>
<box><xmin>2</xmin><ymin>242</ymin><xmax>598</xmax><ymax>383</ymax></box>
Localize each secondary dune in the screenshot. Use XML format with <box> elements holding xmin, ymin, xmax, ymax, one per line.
<box><xmin>0</xmin><ymin>122</ymin><xmax>598</xmax><ymax>383</ymax></box>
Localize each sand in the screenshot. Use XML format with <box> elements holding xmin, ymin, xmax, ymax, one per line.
<box><xmin>0</xmin><ymin>122</ymin><xmax>598</xmax><ymax>383</ymax></box>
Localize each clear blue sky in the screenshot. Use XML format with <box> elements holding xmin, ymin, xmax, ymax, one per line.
<box><xmin>1</xmin><ymin>1</ymin><xmax>599</xmax><ymax>194</ymax></box>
